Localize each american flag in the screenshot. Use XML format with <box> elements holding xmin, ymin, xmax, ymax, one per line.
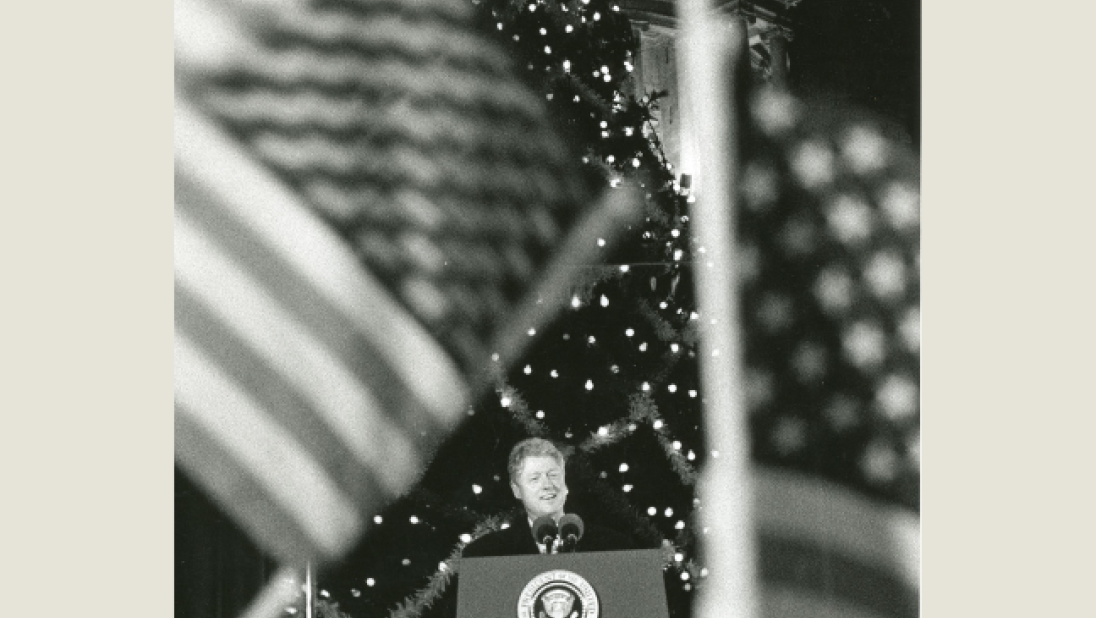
<box><xmin>735</xmin><ymin>86</ymin><xmax>920</xmax><ymax>617</ymax></box>
<box><xmin>175</xmin><ymin>0</ymin><xmax>642</xmax><ymax>570</ymax></box>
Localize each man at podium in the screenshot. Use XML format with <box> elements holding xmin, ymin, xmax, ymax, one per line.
<box><xmin>453</xmin><ymin>439</ymin><xmax>670</xmax><ymax>618</ymax></box>
<box><xmin>462</xmin><ymin>438</ymin><xmax>633</xmax><ymax>558</ymax></box>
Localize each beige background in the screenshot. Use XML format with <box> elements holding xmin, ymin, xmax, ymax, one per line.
<box><xmin>5</xmin><ymin>0</ymin><xmax>1093</xmax><ymax>616</ymax></box>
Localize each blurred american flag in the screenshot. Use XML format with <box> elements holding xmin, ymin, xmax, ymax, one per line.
<box><xmin>175</xmin><ymin>0</ymin><xmax>641</xmax><ymax>573</ymax></box>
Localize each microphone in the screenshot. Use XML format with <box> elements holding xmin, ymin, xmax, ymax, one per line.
<box><xmin>531</xmin><ymin>516</ymin><xmax>559</xmax><ymax>549</ymax></box>
<box><xmin>558</xmin><ymin>514</ymin><xmax>584</xmax><ymax>552</ymax></box>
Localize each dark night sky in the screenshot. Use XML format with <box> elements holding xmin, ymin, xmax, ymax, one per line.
<box><xmin>788</xmin><ymin>0</ymin><xmax>920</xmax><ymax>149</ymax></box>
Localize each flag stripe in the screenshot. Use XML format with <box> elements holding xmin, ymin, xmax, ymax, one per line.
<box><xmin>762</xmin><ymin>587</ymin><xmax>892</xmax><ymax>618</ymax></box>
<box><xmin>754</xmin><ymin>466</ymin><xmax>919</xmax><ymax>618</ymax></box>
<box><xmin>175</xmin><ymin>170</ymin><xmax>450</xmax><ymax>448</ymax></box>
<box><xmin>175</xmin><ymin>333</ymin><xmax>364</xmax><ymax>559</ymax></box>
<box><xmin>175</xmin><ymin>283</ymin><xmax>390</xmax><ymax>507</ymax></box>
<box><xmin>176</xmin><ymin>410</ymin><xmax>320</xmax><ymax>562</ymax></box>
<box><xmin>175</xmin><ymin>99</ymin><xmax>467</xmax><ymax>426</ymax></box>
<box><xmin>759</xmin><ymin>534</ymin><xmax>917</xmax><ymax>618</ymax></box>
<box><xmin>174</xmin><ymin>210</ymin><xmax>423</xmax><ymax>495</ymax></box>
<box><xmin>754</xmin><ymin>467</ymin><xmax>918</xmax><ymax>589</ymax></box>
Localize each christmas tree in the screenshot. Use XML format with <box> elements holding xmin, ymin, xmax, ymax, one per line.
<box><xmin>311</xmin><ymin>1</ymin><xmax>920</xmax><ymax>617</ymax></box>
<box><xmin>314</xmin><ymin>1</ymin><xmax>708</xmax><ymax>617</ymax></box>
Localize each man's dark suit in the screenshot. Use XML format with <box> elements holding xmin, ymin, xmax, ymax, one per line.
<box><xmin>461</xmin><ymin>513</ymin><xmax>634</xmax><ymax>558</ymax></box>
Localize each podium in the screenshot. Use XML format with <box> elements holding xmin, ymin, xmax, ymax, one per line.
<box><xmin>457</xmin><ymin>549</ymin><xmax>669</xmax><ymax>618</ymax></box>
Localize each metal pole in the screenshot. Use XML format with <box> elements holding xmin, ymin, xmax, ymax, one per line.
<box><xmin>676</xmin><ymin>3</ymin><xmax>758</xmax><ymax>618</ymax></box>
<box><xmin>305</xmin><ymin>562</ymin><xmax>314</xmax><ymax>618</ymax></box>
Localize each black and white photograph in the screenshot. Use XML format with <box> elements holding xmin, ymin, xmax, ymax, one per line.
<box><xmin>174</xmin><ymin>1</ymin><xmax>920</xmax><ymax>617</ymax></box>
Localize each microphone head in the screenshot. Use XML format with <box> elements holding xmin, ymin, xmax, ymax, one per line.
<box><xmin>558</xmin><ymin>514</ymin><xmax>584</xmax><ymax>540</ymax></box>
<box><xmin>532</xmin><ymin>516</ymin><xmax>559</xmax><ymax>544</ymax></box>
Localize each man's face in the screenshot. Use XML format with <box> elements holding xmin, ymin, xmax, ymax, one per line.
<box><xmin>511</xmin><ymin>455</ymin><xmax>568</xmax><ymax>521</ymax></box>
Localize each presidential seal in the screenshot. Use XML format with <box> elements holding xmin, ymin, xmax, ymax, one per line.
<box><xmin>516</xmin><ymin>569</ymin><xmax>599</xmax><ymax>618</ymax></box>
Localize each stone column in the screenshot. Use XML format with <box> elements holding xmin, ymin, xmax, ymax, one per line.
<box><xmin>764</xmin><ymin>28</ymin><xmax>791</xmax><ymax>89</ymax></box>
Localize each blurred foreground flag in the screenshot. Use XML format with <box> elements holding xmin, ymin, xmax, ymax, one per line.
<box><xmin>737</xmin><ymin>86</ymin><xmax>921</xmax><ymax>617</ymax></box>
<box><xmin>175</xmin><ymin>0</ymin><xmax>637</xmax><ymax>566</ymax></box>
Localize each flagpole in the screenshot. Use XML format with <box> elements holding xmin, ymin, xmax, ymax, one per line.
<box><xmin>305</xmin><ymin>561</ymin><xmax>314</xmax><ymax>618</ymax></box>
<box><xmin>676</xmin><ymin>2</ymin><xmax>758</xmax><ymax>618</ymax></box>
